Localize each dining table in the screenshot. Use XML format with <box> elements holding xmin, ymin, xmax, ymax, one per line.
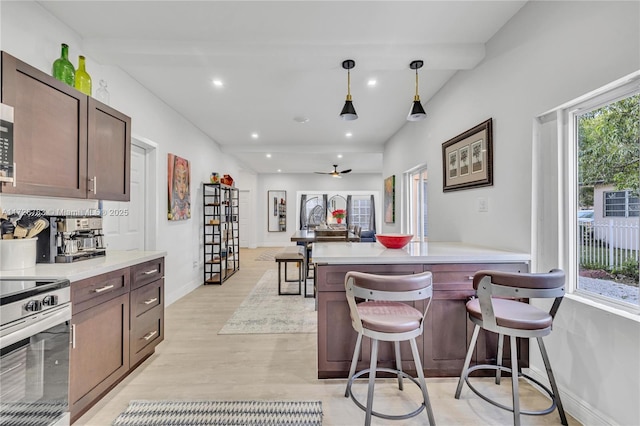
<box><xmin>290</xmin><ymin>229</ymin><xmax>361</xmax><ymax>243</ymax></box>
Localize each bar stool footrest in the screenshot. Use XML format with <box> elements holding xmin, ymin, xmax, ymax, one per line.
<box><xmin>346</xmin><ymin>367</ymin><xmax>426</xmax><ymax>421</ymax></box>
<box><xmin>462</xmin><ymin>364</ymin><xmax>558</xmax><ymax>416</ymax></box>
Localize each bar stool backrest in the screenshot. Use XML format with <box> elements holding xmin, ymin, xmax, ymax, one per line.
<box><xmin>473</xmin><ymin>269</ymin><xmax>565</xmax><ymax>334</ymax></box>
<box><xmin>345</xmin><ymin>271</ymin><xmax>433</xmax><ymax>335</ymax></box>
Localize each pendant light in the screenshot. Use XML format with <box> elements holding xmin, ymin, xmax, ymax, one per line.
<box><xmin>407</xmin><ymin>60</ymin><xmax>426</xmax><ymax>121</ymax></box>
<box><xmin>339</xmin><ymin>59</ymin><xmax>358</xmax><ymax>120</ymax></box>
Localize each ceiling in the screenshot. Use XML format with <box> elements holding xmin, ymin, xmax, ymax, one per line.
<box><xmin>38</xmin><ymin>1</ymin><xmax>526</xmax><ymax>175</ymax></box>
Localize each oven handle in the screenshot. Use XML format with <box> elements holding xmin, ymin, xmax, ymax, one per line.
<box><xmin>0</xmin><ymin>304</ymin><xmax>71</xmax><ymax>349</ymax></box>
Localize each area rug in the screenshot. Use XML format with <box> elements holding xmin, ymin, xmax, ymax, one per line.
<box><xmin>218</xmin><ymin>269</ymin><xmax>316</xmax><ymax>334</ymax></box>
<box><xmin>253</xmin><ymin>249</ymin><xmax>281</xmax><ymax>261</ymax></box>
<box><xmin>112</xmin><ymin>400</ymin><xmax>322</xmax><ymax>425</ymax></box>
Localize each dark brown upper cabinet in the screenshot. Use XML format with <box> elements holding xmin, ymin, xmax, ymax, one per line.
<box><xmin>1</xmin><ymin>51</ymin><xmax>130</xmax><ymax>201</ymax></box>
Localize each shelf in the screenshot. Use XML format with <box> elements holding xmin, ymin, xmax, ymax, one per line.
<box><xmin>203</xmin><ymin>183</ymin><xmax>240</xmax><ymax>285</ymax></box>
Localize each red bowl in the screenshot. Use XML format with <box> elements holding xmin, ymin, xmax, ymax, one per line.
<box><xmin>376</xmin><ymin>234</ymin><xmax>413</xmax><ymax>249</ymax></box>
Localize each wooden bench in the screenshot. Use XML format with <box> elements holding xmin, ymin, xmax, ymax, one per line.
<box><xmin>275</xmin><ymin>246</ymin><xmax>305</xmax><ymax>295</ymax></box>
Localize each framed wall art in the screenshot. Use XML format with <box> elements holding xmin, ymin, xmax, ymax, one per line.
<box><xmin>168</xmin><ymin>153</ymin><xmax>191</xmax><ymax>220</ymax></box>
<box><xmin>442</xmin><ymin>118</ymin><xmax>493</xmax><ymax>192</ymax></box>
<box><xmin>384</xmin><ymin>175</ymin><xmax>395</xmax><ymax>223</ymax></box>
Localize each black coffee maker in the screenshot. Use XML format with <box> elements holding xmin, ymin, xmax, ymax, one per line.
<box><xmin>36</xmin><ymin>216</ymin><xmax>106</xmax><ymax>263</ymax></box>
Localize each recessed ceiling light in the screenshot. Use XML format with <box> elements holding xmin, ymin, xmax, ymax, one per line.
<box><xmin>367</xmin><ymin>79</ymin><xmax>377</xmax><ymax>87</ymax></box>
<box><xmin>293</xmin><ymin>116</ymin><xmax>310</xmax><ymax>124</ymax></box>
<box><xmin>345</xmin><ymin>132</ymin><xmax>353</xmax><ymax>138</ymax></box>
<box><xmin>251</xmin><ymin>133</ymin><xmax>259</xmax><ymax>139</ymax></box>
<box><xmin>266</xmin><ymin>153</ymin><xmax>272</xmax><ymax>158</ymax></box>
<box><xmin>212</xmin><ymin>79</ymin><xmax>223</xmax><ymax>87</ymax></box>
<box><xmin>337</xmin><ymin>154</ymin><xmax>343</xmax><ymax>159</ymax></box>
<box><xmin>277</xmin><ymin>169</ymin><xmax>282</xmax><ymax>173</ymax></box>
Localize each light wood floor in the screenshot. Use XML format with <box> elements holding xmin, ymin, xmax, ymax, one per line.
<box><xmin>77</xmin><ymin>247</ymin><xmax>579</xmax><ymax>425</ymax></box>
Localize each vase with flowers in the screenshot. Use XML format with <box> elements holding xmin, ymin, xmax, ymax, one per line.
<box><xmin>331</xmin><ymin>209</ymin><xmax>346</xmax><ymax>224</ymax></box>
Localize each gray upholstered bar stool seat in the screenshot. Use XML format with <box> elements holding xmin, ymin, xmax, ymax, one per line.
<box><xmin>344</xmin><ymin>271</ymin><xmax>436</xmax><ymax>426</ymax></box>
<box><xmin>454</xmin><ymin>269</ymin><xmax>568</xmax><ymax>426</ymax></box>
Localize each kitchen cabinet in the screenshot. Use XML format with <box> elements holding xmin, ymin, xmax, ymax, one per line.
<box><xmin>69</xmin><ymin>269</ymin><xmax>130</xmax><ymax>422</ymax></box>
<box><xmin>315</xmin><ymin>261</ymin><xmax>529</xmax><ymax>379</ymax></box>
<box><xmin>68</xmin><ymin>257</ymin><xmax>165</xmax><ymax>423</ymax></box>
<box><xmin>203</xmin><ymin>183</ymin><xmax>240</xmax><ymax>284</ymax></box>
<box><xmin>0</xmin><ymin>51</ymin><xmax>130</xmax><ymax>201</ymax></box>
<box><xmin>129</xmin><ymin>258</ymin><xmax>164</xmax><ymax>367</ymax></box>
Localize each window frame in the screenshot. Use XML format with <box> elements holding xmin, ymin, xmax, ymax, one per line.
<box><xmin>534</xmin><ymin>71</ymin><xmax>640</xmax><ymax>317</ymax></box>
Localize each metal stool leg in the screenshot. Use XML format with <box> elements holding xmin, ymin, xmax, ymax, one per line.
<box><xmin>455</xmin><ymin>324</ymin><xmax>480</xmax><ymax>399</ymax></box>
<box><xmin>394</xmin><ymin>341</ymin><xmax>404</xmax><ymax>391</ymax></box>
<box><xmin>510</xmin><ymin>335</ymin><xmax>521</xmax><ymax>426</ymax></box>
<box><xmin>365</xmin><ymin>339</ymin><xmax>379</xmax><ymax>426</ymax></box>
<box><xmin>538</xmin><ymin>337</ymin><xmax>568</xmax><ymax>426</ymax></box>
<box><xmin>496</xmin><ymin>333</ymin><xmax>504</xmax><ymax>385</ymax></box>
<box><xmin>410</xmin><ymin>337</ymin><xmax>436</xmax><ymax>425</ymax></box>
<box><xmin>345</xmin><ymin>333</ymin><xmax>363</xmax><ymax>397</ymax></box>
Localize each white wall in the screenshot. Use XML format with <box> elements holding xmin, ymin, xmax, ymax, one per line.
<box><xmin>0</xmin><ymin>1</ymin><xmax>247</xmax><ymax>305</ymax></box>
<box><xmin>257</xmin><ymin>173</ymin><xmax>381</xmax><ymax>246</ymax></box>
<box><xmin>384</xmin><ymin>1</ymin><xmax>640</xmax><ymax>424</ymax></box>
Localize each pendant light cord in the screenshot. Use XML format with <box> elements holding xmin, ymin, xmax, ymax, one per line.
<box><xmin>346</xmin><ymin>69</ymin><xmax>352</xmax><ymax>101</ymax></box>
<box><xmin>414</xmin><ymin>68</ymin><xmax>420</xmax><ymax>101</ymax></box>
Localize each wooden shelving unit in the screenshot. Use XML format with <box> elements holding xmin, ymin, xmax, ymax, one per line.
<box><xmin>203</xmin><ymin>183</ymin><xmax>239</xmax><ymax>284</ymax></box>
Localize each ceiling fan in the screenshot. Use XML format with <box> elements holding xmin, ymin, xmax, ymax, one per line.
<box><xmin>314</xmin><ymin>164</ymin><xmax>352</xmax><ymax>178</ymax></box>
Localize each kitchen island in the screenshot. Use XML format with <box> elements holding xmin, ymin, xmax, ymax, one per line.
<box><xmin>312</xmin><ymin>241</ymin><xmax>530</xmax><ymax>378</ymax></box>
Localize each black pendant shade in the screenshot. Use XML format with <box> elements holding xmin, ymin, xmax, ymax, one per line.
<box><xmin>340</xmin><ymin>59</ymin><xmax>358</xmax><ymax>121</ymax></box>
<box><xmin>407</xmin><ymin>60</ymin><xmax>426</xmax><ymax>121</ymax></box>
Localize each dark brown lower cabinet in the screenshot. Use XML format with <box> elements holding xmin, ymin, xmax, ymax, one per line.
<box><xmin>316</xmin><ymin>261</ymin><xmax>529</xmax><ymax>379</ymax></box>
<box><xmin>69</xmin><ymin>292</ymin><xmax>129</xmax><ymax>421</ymax></box>
<box><xmin>69</xmin><ymin>258</ymin><xmax>164</xmax><ymax>423</ymax></box>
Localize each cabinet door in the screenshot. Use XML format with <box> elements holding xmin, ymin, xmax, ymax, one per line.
<box><xmin>69</xmin><ymin>292</ymin><xmax>129</xmax><ymax>421</ymax></box>
<box><xmin>0</xmin><ymin>51</ymin><xmax>87</xmax><ymax>198</ymax></box>
<box><xmin>87</xmin><ymin>98</ymin><xmax>131</xmax><ymax>201</ymax></box>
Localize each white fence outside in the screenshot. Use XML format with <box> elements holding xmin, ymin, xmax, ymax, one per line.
<box><xmin>581</xmin><ymin>219</ymin><xmax>639</xmax><ymax>269</ymax></box>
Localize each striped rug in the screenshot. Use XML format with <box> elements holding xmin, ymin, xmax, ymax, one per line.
<box><xmin>112</xmin><ymin>400</ymin><xmax>322</xmax><ymax>425</ymax></box>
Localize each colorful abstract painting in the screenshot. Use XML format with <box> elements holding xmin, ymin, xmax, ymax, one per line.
<box><xmin>168</xmin><ymin>153</ymin><xmax>191</xmax><ymax>220</ymax></box>
<box><xmin>384</xmin><ymin>175</ymin><xmax>395</xmax><ymax>223</ymax></box>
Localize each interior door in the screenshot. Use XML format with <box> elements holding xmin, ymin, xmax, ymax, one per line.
<box><xmin>239</xmin><ymin>189</ymin><xmax>250</xmax><ymax>248</ymax></box>
<box><xmin>102</xmin><ymin>144</ymin><xmax>146</xmax><ymax>250</ymax></box>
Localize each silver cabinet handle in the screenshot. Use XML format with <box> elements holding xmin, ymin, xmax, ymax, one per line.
<box><xmin>144</xmin><ymin>269</ymin><xmax>158</xmax><ymax>275</ymax></box>
<box><xmin>12</xmin><ymin>162</ymin><xmax>16</xmax><ymax>187</ymax></box>
<box><xmin>71</xmin><ymin>324</ymin><xmax>76</xmax><ymax>349</ymax></box>
<box><xmin>94</xmin><ymin>284</ymin><xmax>114</xmax><ymax>293</ymax></box>
<box><xmin>143</xmin><ymin>297</ymin><xmax>158</xmax><ymax>305</ymax></box>
<box><xmin>89</xmin><ymin>176</ymin><xmax>97</xmax><ymax>193</ymax></box>
<box><xmin>468</xmin><ymin>276</ymin><xmax>474</xmax><ymax>280</ymax></box>
<box><xmin>143</xmin><ymin>330</ymin><xmax>157</xmax><ymax>341</ymax></box>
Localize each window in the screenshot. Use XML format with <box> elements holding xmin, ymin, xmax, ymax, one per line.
<box><xmin>604</xmin><ymin>190</ymin><xmax>640</xmax><ymax>217</ymax></box>
<box><xmin>574</xmin><ymin>90</ymin><xmax>639</xmax><ymax>308</ymax></box>
<box><xmin>350</xmin><ymin>196</ymin><xmax>372</xmax><ymax>230</ymax></box>
<box><xmin>406</xmin><ymin>166</ymin><xmax>428</xmax><ymax>242</ymax></box>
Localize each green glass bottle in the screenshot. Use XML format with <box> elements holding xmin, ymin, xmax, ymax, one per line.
<box><xmin>52</xmin><ymin>43</ymin><xmax>75</xmax><ymax>87</ymax></box>
<box><xmin>75</xmin><ymin>55</ymin><xmax>92</xmax><ymax>96</ymax></box>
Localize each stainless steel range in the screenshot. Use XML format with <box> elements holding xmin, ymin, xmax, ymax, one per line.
<box><xmin>0</xmin><ymin>277</ymin><xmax>71</xmax><ymax>426</ymax></box>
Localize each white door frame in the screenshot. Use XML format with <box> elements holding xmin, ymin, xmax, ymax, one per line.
<box><xmin>132</xmin><ymin>134</ymin><xmax>159</xmax><ymax>251</ymax></box>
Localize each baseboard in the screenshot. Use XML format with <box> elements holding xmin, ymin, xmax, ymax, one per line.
<box><xmin>527</xmin><ymin>366</ymin><xmax>618</xmax><ymax>425</ymax></box>
<box><xmin>165</xmin><ymin>277</ymin><xmax>202</xmax><ymax>307</ymax></box>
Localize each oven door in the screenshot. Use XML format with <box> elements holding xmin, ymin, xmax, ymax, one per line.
<box><xmin>0</xmin><ymin>304</ymin><xmax>71</xmax><ymax>426</ymax></box>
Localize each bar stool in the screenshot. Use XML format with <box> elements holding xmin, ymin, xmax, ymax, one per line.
<box><xmin>274</xmin><ymin>246</ymin><xmax>305</xmax><ymax>295</ymax></box>
<box><xmin>344</xmin><ymin>271</ymin><xmax>436</xmax><ymax>426</ymax></box>
<box><xmin>454</xmin><ymin>269</ymin><xmax>568</xmax><ymax>426</ymax></box>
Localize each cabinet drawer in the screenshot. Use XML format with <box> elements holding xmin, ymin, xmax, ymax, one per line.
<box><xmin>72</xmin><ymin>268</ymin><xmax>129</xmax><ymax>314</ymax></box>
<box><xmin>130</xmin><ymin>305</ymin><xmax>163</xmax><ymax>366</ymax></box>
<box><xmin>131</xmin><ymin>278</ymin><xmax>163</xmax><ymax>319</ymax></box>
<box><xmin>426</xmin><ymin>263</ymin><xmax>528</xmax><ymax>291</ymax></box>
<box><xmin>131</xmin><ymin>258</ymin><xmax>164</xmax><ymax>290</ymax></box>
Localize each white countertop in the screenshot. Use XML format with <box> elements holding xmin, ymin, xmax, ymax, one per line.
<box><xmin>0</xmin><ymin>250</ymin><xmax>166</xmax><ymax>282</ymax></box>
<box><xmin>311</xmin><ymin>241</ymin><xmax>530</xmax><ymax>264</ymax></box>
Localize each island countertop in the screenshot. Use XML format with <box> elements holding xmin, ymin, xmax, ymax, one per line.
<box><xmin>311</xmin><ymin>241</ymin><xmax>530</xmax><ymax>264</ymax></box>
<box><xmin>0</xmin><ymin>250</ymin><xmax>166</xmax><ymax>282</ymax></box>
